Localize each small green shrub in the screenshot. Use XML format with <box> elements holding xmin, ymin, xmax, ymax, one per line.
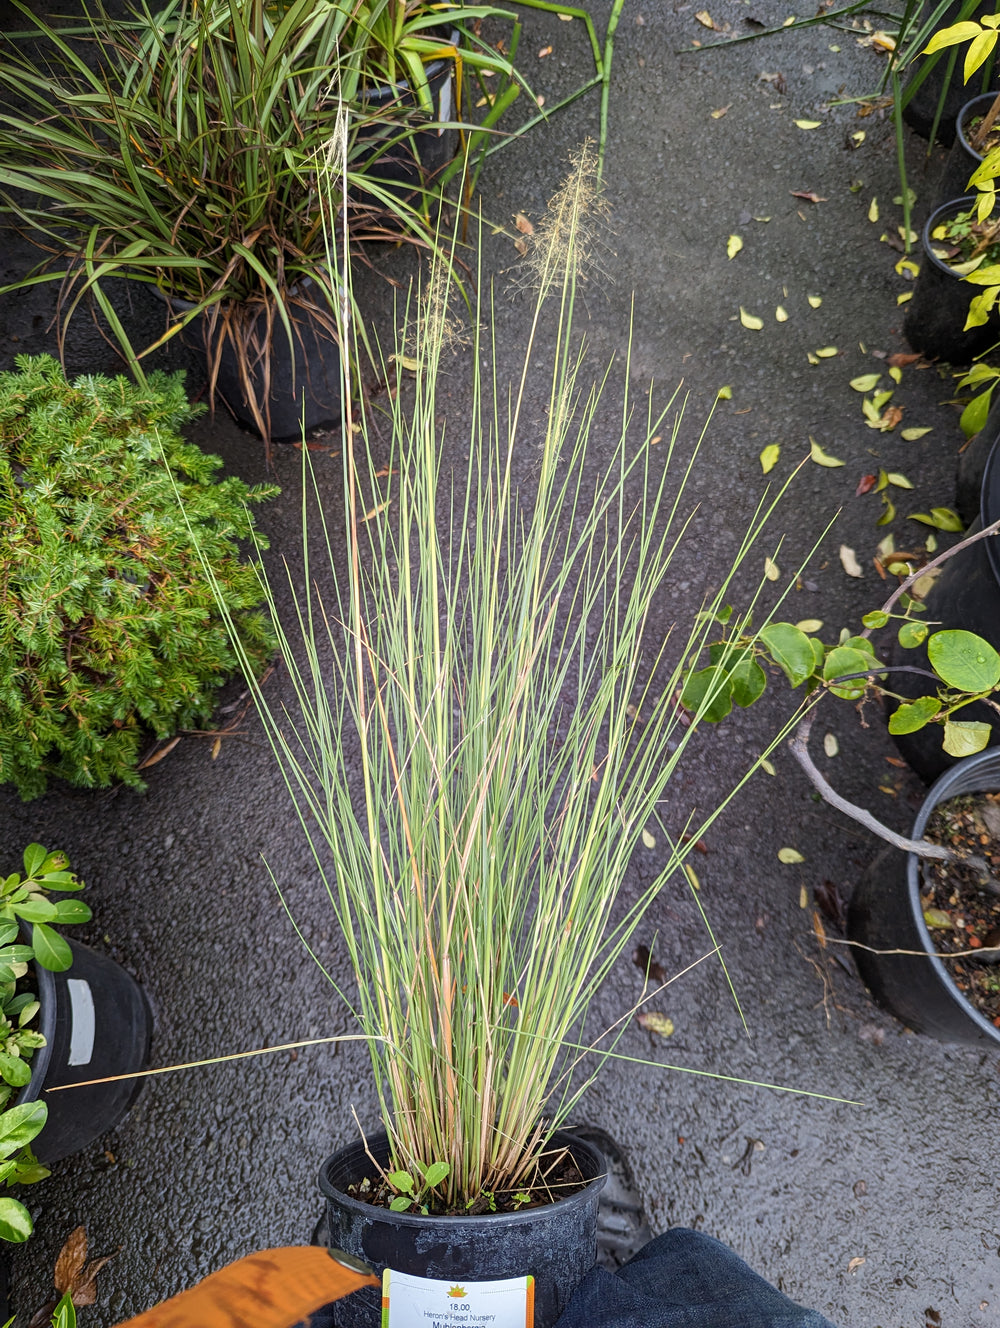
<box><xmin>0</xmin><ymin>355</ymin><xmax>277</xmax><ymax>799</ymax></box>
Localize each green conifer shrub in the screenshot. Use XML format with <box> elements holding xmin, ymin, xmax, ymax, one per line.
<box><xmin>0</xmin><ymin>355</ymin><xmax>277</xmax><ymax>799</ymax></box>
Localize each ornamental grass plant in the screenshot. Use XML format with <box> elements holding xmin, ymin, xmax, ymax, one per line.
<box><xmin>0</xmin><ymin>0</ymin><xmax>529</xmax><ymax>441</ymax></box>
<box><xmin>207</xmin><ymin>144</ymin><xmax>800</xmax><ymax>1212</ymax></box>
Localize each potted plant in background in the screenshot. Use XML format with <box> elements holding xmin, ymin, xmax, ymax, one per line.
<box><xmin>0</xmin><ymin>844</ymin><xmax>150</xmax><ymax>1244</ymax></box>
<box><xmin>0</xmin><ymin>0</ymin><xmax>565</xmax><ymax>445</ymax></box>
<box><xmin>200</xmin><ymin>146</ymin><xmax>806</xmax><ymax>1327</ymax></box>
<box><xmin>0</xmin><ymin>355</ymin><xmax>276</xmax><ymax>800</ymax></box>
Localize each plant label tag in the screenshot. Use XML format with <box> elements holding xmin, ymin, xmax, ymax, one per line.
<box><xmin>381</xmin><ymin>1268</ymin><xmax>534</xmax><ymax>1328</ymax></box>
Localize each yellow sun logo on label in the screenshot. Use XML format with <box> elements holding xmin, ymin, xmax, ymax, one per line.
<box><xmin>447</xmin><ymin>1286</ymin><xmax>467</xmax><ymax>1298</ymax></box>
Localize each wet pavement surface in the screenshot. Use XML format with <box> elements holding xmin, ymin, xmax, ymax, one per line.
<box><xmin>2</xmin><ymin>4</ymin><xmax>1000</xmax><ymax>1326</ymax></box>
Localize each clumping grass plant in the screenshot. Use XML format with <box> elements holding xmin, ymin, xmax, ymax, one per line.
<box><xmin>211</xmin><ymin>145</ymin><xmax>798</xmax><ymax>1213</ymax></box>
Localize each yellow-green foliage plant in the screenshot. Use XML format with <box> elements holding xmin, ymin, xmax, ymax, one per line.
<box><xmin>206</xmin><ymin>144</ymin><xmax>802</xmax><ymax>1212</ymax></box>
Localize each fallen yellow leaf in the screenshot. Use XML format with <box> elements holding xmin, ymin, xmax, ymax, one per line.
<box><xmin>795</xmin><ymin>119</ymin><xmax>822</xmax><ymax>129</ymax></box>
<box><xmin>727</xmin><ymin>234</ymin><xmax>743</xmax><ymax>259</ymax></box>
<box><xmin>810</xmin><ymin>438</ymin><xmax>844</xmax><ymax>466</ymax></box>
<box><xmin>694</xmin><ymin>9</ymin><xmax>716</xmax><ymax>26</ymax></box>
<box><xmin>711</xmin><ymin>105</ymin><xmax>731</xmax><ymax>119</ymax></box>
<box><xmin>807</xmin><ymin>294</ymin><xmax>822</xmax><ymax>308</ymax></box>
<box><xmin>740</xmin><ymin>307</ymin><xmax>764</xmax><ymax>330</ymax></box>
<box><xmin>779</xmin><ymin>847</ymin><xmax>805</xmax><ymax>864</ymax></box>
<box><xmin>760</xmin><ymin>443</ymin><xmax>781</xmax><ymax>473</ymax></box>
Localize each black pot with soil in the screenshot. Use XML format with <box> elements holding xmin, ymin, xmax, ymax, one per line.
<box><xmin>319</xmin><ymin>1130</ymin><xmax>607</xmax><ymax>1328</ymax></box>
<box><xmin>848</xmin><ymin>748</ymin><xmax>1000</xmax><ymax>1045</ymax></box>
<box><xmin>168</xmin><ymin>289</ymin><xmax>344</xmax><ymax>443</ymax></box>
<box><xmin>25</xmin><ymin>937</ymin><xmax>152</xmax><ymax>1162</ymax></box>
<box><xmin>903</xmin><ymin>196</ymin><xmax>1000</xmax><ymax>363</ymax></box>
<box><xmin>933</xmin><ymin>91</ymin><xmax>1000</xmax><ymax>209</ymax></box>
<box><xmin>889</xmin><ymin>430</ymin><xmax>1000</xmax><ymax>781</ymax></box>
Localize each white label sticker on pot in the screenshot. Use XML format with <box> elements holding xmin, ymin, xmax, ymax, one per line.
<box><xmin>67</xmin><ymin>978</ymin><xmax>95</xmax><ymax>1067</ymax></box>
<box><xmin>438</xmin><ymin>76</ymin><xmax>453</xmax><ymax>135</ymax></box>
<box><xmin>382</xmin><ymin>1268</ymin><xmax>533</xmax><ymax>1328</ymax></box>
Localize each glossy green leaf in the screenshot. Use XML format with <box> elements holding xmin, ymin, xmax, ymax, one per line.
<box><xmin>928</xmin><ymin>630</ymin><xmax>1000</xmax><ymax>691</ymax></box>
<box><xmin>29</xmin><ymin>923</ymin><xmax>72</xmax><ymax>972</ymax></box>
<box><xmin>0</xmin><ymin>1197</ymin><xmax>33</xmax><ymax>1244</ymax></box>
<box><xmin>729</xmin><ymin>658</ymin><xmax>767</xmax><ymax>707</ymax></box>
<box><xmin>862</xmin><ymin>610</ymin><xmax>889</xmax><ymax>629</ymax></box>
<box><xmin>0</xmin><ymin>1055</ymin><xmax>31</xmax><ymax>1090</ymax></box>
<box><xmin>680</xmin><ymin>666</ymin><xmax>734</xmax><ymax>722</ymax></box>
<box><xmin>389</xmin><ymin>1195</ymin><xmax>413</xmax><ymax>1211</ymax></box>
<box><xmin>888</xmin><ymin>695</ymin><xmax>941</xmax><ymax>734</ymax></box>
<box><xmin>11</xmin><ymin>897</ymin><xmax>57</xmax><ymax>924</ymax></box>
<box><xmin>422</xmin><ymin>1161</ymin><xmax>450</xmax><ymax>1188</ymax></box>
<box><xmin>942</xmin><ymin>718</ymin><xmax>992</xmax><ymax>757</ymax></box>
<box><xmin>51</xmin><ymin>900</ymin><xmax>92</xmax><ymax>925</ymax></box>
<box><xmin>908</xmin><ymin>508</ymin><xmax>964</xmax><ymax>532</ymax></box>
<box><xmin>960</xmin><ymin>388</ymin><xmax>993</xmax><ymax>439</ymax></box>
<box><xmin>759</xmin><ymin>623</ymin><xmax>816</xmax><ymax>687</ymax></box>
<box><xmin>823</xmin><ymin>646</ymin><xmax>873</xmax><ymax>699</ymax></box>
<box><xmin>20</xmin><ymin>845</ymin><xmax>47</xmax><ymax>878</ymax></box>
<box><xmin>0</xmin><ymin>1101</ymin><xmax>46</xmax><ymax>1157</ymax></box>
<box><xmin>897</xmin><ymin>620</ymin><xmax>928</xmax><ymax>648</ymax></box>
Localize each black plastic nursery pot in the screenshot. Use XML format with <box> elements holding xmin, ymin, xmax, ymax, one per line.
<box><xmin>353</xmin><ymin>35</ymin><xmax>459</xmax><ymax>212</ymax></box>
<box><xmin>889</xmin><ymin>431</ymin><xmax>1000</xmax><ymax>781</ymax></box>
<box><xmin>848</xmin><ymin>748</ymin><xmax>1000</xmax><ymax>1045</ymax></box>
<box><xmin>319</xmin><ymin>1131</ymin><xmax>607</xmax><ymax>1328</ymax></box>
<box><xmin>903</xmin><ymin>196</ymin><xmax>1000</xmax><ymax>363</ymax></box>
<box><xmin>167</xmin><ymin>289</ymin><xmax>343</xmax><ymax>443</ymax></box>
<box><xmin>24</xmin><ymin>937</ymin><xmax>152</xmax><ymax>1163</ymax></box>
<box><xmin>933</xmin><ymin>92</ymin><xmax>998</xmax><ymax>210</ymax></box>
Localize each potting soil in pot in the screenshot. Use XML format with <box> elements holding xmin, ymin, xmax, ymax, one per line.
<box><xmin>921</xmin><ymin>791</ymin><xmax>1000</xmax><ymax>1026</ymax></box>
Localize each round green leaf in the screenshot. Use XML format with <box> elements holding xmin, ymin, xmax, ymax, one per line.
<box><xmin>888</xmin><ymin>695</ymin><xmax>941</xmax><ymax>735</ymax></box>
<box><xmin>759</xmin><ymin>623</ymin><xmax>816</xmax><ymax>687</ymax></box>
<box><xmin>897</xmin><ymin>620</ymin><xmax>928</xmax><ymax>649</ymax></box>
<box><xmin>861</xmin><ymin>610</ymin><xmax>889</xmax><ymax>629</ymax></box>
<box><xmin>51</xmin><ymin>900</ymin><xmax>92</xmax><ymax>925</ymax></box>
<box><xmin>942</xmin><ymin>718</ymin><xmax>993</xmax><ymax>758</ymax></box>
<box><xmin>927</xmin><ymin>630</ymin><xmax>1000</xmax><ymax>692</ymax></box>
<box><xmin>20</xmin><ymin>845</ymin><xmax>47</xmax><ymax>878</ymax></box>
<box><xmin>680</xmin><ymin>666</ymin><xmax>734</xmax><ymax>723</ymax></box>
<box><xmin>29</xmin><ymin>922</ymin><xmax>73</xmax><ymax>972</ymax></box>
<box><xmin>0</xmin><ymin>1196</ymin><xmax>34</xmax><ymax>1243</ymax></box>
<box><xmin>0</xmin><ymin>1100</ymin><xmax>47</xmax><ymax>1156</ymax></box>
<box><xmin>729</xmin><ymin>658</ymin><xmax>767</xmax><ymax>708</ymax></box>
<box><xmin>422</xmin><ymin>1161</ymin><xmax>450</xmax><ymax>1188</ymax></box>
<box><xmin>0</xmin><ymin>1055</ymin><xmax>31</xmax><ymax>1090</ymax></box>
<box><xmin>12</xmin><ymin>897</ymin><xmax>57</xmax><ymax>924</ymax></box>
<box><xmin>823</xmin><ymin>646</ymin><xmax>873</xmax><ymax>699</ymax></box>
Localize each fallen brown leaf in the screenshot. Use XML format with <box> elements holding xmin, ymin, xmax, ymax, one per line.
<box><xmin>514</xmin><ymin>211</ymin><xmax>534</xmax><ymax>235</ymax></box>
<box><xmin>513</xmin><ymin>236</ymin><xmax>528</xmax><ymax>256</ymax></box>
<box><xmin>855</xmin><ymin>473</ymin><xmax>877</xmax><ymax>496</ymax></box>
<box><xmin>55</xmin><ymin>1226</ymin><xmax>87</xmax><ymax>1295</ymax></box>
<box><xmin>137</xmin><ymin>735</ymin><xmax>181</xmax><ymax>769</ymax></box>
<box><xmin>887</xmin><ymin>351</ymin><xmax>921</xmax><ymax>368</ymax></box>
<box><xmin>790</xmin><ymin>190</ymin><xmax>828</xmax><ymax>203</ymax></box>
<box><xmin>885</xmin><ymin>755</ymin><xmax>907</xmax><ymax>768</ymax></box>
<box><xmin>881</xmin><ymin>404</ymin><xmax>904</xmax><ymax>430</ymax></box>
<box><xmin>812</xmin><ymin>908</ymin><xmax>828</xmax><ymax>950</ymax></box>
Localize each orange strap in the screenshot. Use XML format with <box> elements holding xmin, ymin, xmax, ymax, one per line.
<box><xmin>116</xmin><ymin>1246</ymin><xmax>379</xmax><ymax>1328</ymax></box>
